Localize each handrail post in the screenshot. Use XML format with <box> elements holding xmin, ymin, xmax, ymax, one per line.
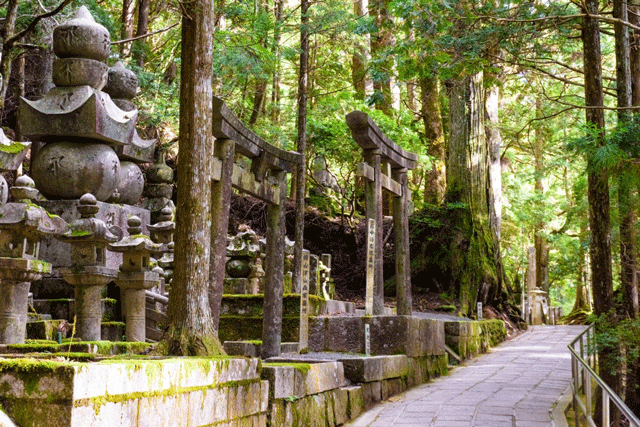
<box><xmin>603</xmin><ymin>389</ymin><xmax>610</xmax><ymax>427</ymax></box>
<box><xmin>586</xmin><ymin>369</ymin><xmax>592</xmax><ymax>418</ymax></box>
<box><xmin>580</xmin><ymin>336</ymin><xmax>587</xmax><ymax>392</ymax></box>
<box><xmin>572</xmin><ymin>356</ymin><xmax>580</xmax><ymax>427</ymax></box>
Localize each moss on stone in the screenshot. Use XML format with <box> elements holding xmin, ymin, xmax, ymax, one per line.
<box><xmin>263</xmin><ymin>362</ymin><xmax>312</xmax><ymax>374</ymax></box>
<box><xmin>0</xmin><ymin>142</ymin><xmax>28</xmax><ymax>154</ymax></box>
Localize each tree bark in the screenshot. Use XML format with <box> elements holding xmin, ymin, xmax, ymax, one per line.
<box><xmin>446</xmin><ymin>73</ymin><xmax>505</xmax><ymax>315</ymax></box>
<box><xmin>120</xmin><ymin>0</ymin><xmax>136</xmax><ymax>57</ymax></box>
<box><xmin>0</xmin><ymin>0</ymin><xmax>19</xmax><ymax>111</ymax></box>
<box><xmin>134</xmin><ymin>0</ymin><xmax>151</xmax><ymax>67</ymax></box>
<box><xmin>293</xmin><ymin>0</ymin><xmax>309</xmax><ymax>314</ymax></box>
<box><xmin>532</xmin><ymin>98</ymin><xmax>548</xmax><ymax>294</ymax></box>
<box><xmin>271</xmin><ymin>0</ymin><xmax>284</xmax><ymax>123</ymax></box>
<box><xmin>160</xmin><ymin>0</ymin><xmax>223</xmax><ymax>356</ymax></box>
<box><xmin>582</xmin><ymin>0</ymin><xmax>619</xmax><ymax>419</ymax></box>
<box><xmin>420</xmin><ymin>76</ymin><xmax>446</xmax><ymax>205</ymax></box>
<box><xmin>369</xmin><ymin>0</ymin><xmax>393</xmax><ymax>115</ymax></box>
<box><xmin>615</xmin><ymin>0</ymin><xmax>639</xmax><ymax>320</ymax></box>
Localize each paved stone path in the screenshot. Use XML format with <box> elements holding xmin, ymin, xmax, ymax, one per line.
<box><xmin>348</xmin><ymin>325</ymin><xmax>587</xmax><ymax>427</ymax></box>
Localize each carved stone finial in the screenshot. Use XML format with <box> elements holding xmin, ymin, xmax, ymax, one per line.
<box><xmin>77</xmin><ymin>193</ymin><xmax>99</xmax><ymax>218</ymax></box>
<box><xmin>127</xmin><ymin>216</ymin><xmax>142</xmax><ymax>235</ymax></box>
<box><xmin>10</xmin><ymin>175</ymin><xmax>39</xmax><ymax>201</ymax></box>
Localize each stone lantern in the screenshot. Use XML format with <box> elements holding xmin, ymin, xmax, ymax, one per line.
<box><xmin>147</xmin><ymin>206</ymin><xmax>175</xmax><ymax>292</ymax></box>
<box><xmin>109</xmin><ymin>216</ymin><xmax>162</xmax><ymax>342</ymax></box>
<box><xmin>57</xmin><ymin>193</ymin><xmax>121</xmax><ymax>341</ymax></box>
<box><xmin>0</xmin><ymin>176</ymin><xmax>66</xmax><ymax>344</ymax></box>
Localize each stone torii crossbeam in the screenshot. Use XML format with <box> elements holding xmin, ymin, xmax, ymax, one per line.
<box><xmin>346</xmin><ymin>111</ymin><xmax>418</xmax><ymax>316</ymax></box>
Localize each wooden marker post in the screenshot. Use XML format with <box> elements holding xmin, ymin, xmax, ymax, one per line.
<box><xmin>366</xmin><ymin>218</ymin><xmax>376</xmax><ymax>316</ymax></box>
<box><xmin>299</xmin><ymin>249</ymin><xmax>311</xmax><ymax>352</ymax></box>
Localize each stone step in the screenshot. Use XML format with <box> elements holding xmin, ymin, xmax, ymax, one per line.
<box><xmin>223</xmin><ymin>341</ymin><xmax>299</xmax><ymax>357</ymax></box>
<box><xmin>26</xmin><ymin>320</ymin><xmax>126</xmax><ymax>341</ymax></box>
<box><xmin>261</xmin><ymin>361</ymin><xmax>347</xmax><ymax>398</ymax></box>
<box><xmin>145</xmin><ymin>326</ymin><xmax>163</xmax><ymax>342</ymax></box>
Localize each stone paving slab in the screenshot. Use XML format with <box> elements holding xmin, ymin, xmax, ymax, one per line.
<box><xmin>347</xmin><ymin>325</ymin><xmax>587</xmax><ymax>427</ymax></box>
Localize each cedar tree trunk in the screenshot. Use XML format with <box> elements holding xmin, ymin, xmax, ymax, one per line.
<box><xmin>160</xmin><ymin>0</ymin><xmax>223</xmax><ymax>356</ymax></box>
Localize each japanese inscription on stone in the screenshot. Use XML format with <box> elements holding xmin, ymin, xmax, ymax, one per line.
<box><xmin>365</xmin><ymin>218</ymin><xmax>375</xmax><ymax>316</ymax></box>
<box><xmin>299</xmin><ymin>249</ymin><xmax>311</xmax><ymax>351</ymax></box>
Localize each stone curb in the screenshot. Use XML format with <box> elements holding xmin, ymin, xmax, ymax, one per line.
<box><xmin>551</xmin><ymin>384</ymin><xmax>573</xmax><ymax>427</ymax></box>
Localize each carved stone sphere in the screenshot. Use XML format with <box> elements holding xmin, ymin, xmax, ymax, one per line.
<box><xmin>32</xmin><ymin>142</ymin><xmax>120</xmax><ymax>202</ymax></box>
<box><xmin>53</xmin><ymin>58</ymin><xmax>108</xmax><ymax>90</ymax></box>
<box><xmin>108</xmin><ymin>161</ymin><xmax>144</xmax><ymax>205</ymax></box>
<box><xmin>53</xmin><ymin>6</ymin><xmax>111</xmax><ymax>62</ymax></box>
<box><xmin>104</xmin><ymin>62</ymin><xmax>138</xmax><ymax>100</ymax></box>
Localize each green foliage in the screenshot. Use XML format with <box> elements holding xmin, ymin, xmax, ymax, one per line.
<box><xmin>589</xmin><ymin>314</ymin><xmax>640</xmax><ymax>376</ymax></box>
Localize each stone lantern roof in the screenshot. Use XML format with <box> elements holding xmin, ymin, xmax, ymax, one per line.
<box><xmin>0</xmin><ymin>176</ymin><xmax>66</xmax><ymax>247</ymax></box>
<box><xmin>109</xmin><ymin>216</ymin><xmax>162</xmax><ymax>253</ymax></box>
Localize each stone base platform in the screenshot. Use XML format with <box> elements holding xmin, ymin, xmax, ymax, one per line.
<box><xmin>0</xmin><ymin>357</ymin><xmax>267</xmax><ymax>427</ymax></box>
<box><xmin>263</xmin><ymin>353</ymin><xmax>448</xmax><ymax>427</ymax></box>
<box><xmin>309</xmin><ymin>315</ymin><xmax>445</xmax><ymax>356</ymax></box>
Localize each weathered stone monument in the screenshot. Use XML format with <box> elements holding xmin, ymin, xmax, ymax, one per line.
<box><xmin>57</xmin><ymin>193</ymin><xmax>120</xmax><ymax>341</ymax></box>
<box><xmin>0</xmin><ymin>177</ymin><xmax>66</xmax><ymax>344</ymax></box>
<box><xmin>346</xmin><ymin>111</ymin><xmax>418</xmax><ymax>315</ymax></box>
<box><xmin>18</xmin><ymin>7</ymin><xmax>153</xmax><ymax>316</ymax></box>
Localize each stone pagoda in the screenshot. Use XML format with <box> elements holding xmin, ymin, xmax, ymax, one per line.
<box><xmin>18</xmin><ymin>6</ymin><xmax>155</xmax><ymax>294</ymax></box>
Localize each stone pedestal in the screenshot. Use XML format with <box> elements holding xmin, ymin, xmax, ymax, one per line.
<box><xmin>59</xmin><ymin>265</ymin><xmax>116</xmax><ymax>340</ymax></box>
<box><xmin>529</xmin><ymin>289</ymin><xmax>547</xmax><ymax>325</ymax></box>
<box><xmin>0</xmin><ymin>279</ymin><xmax>32</xmax><ymax>344</ymax></box>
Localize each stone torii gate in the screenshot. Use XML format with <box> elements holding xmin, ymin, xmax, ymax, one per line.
<box><xmin>211</xmin><ymin>96</ymin><xmax>302</xmax><ymax>358</ymax></box>
<box><xmin>346</xmin><ymin>111</ymin><xmax>418</xmax><ymax>316</ymax></box>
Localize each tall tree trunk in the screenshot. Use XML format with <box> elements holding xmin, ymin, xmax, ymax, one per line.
<box><xmin>293</xmin><ymin>0</ymin><xmax>309</xmax><ymax>339</ymax></box>
<box><xmin>532</xmin><ymin>98</ymin><xmax>549</xmax><ymax>294</ymax></box>
<box><xmin>619</xmin><ymin>0</ymin><xmax>640</xmax><ymax>413</ymax></box>
<box><xmin>0</xmin><ymin>0</ymin><xmax>19</xmax><ymax>111</ymax></box>
<box><xmin>420</xmin><ymin>76</ymin><xmax>446</xmax><ymax>205</ymax></box>
<box><xmin>615</xmin><ymin>0</ymin><xmax>638</xmax><ymax>320</ymax></box>
<box><xmin>249</xmin><ymin>79</ymin><xmax>267</xmax><ymax>126</ymax></box>
<box><xmin>446</xmin><ymin>73</ymin><xmax>505</xmax><ymax>315</ymax></box>
<box><xmin>485</xmin><ymin>79</ymin><xmax>503</xmax><ymax>244</ymax></box>
<box><xmin>161</xmin><ymin>0</ymin><xmax>223</xmax><ymax>356</ymax></box>
<box><xmin>352</xmin><ymin>0</ymin><xmax>370</xmax><ymax>100</ymax></box>
<box><xmin>572</xmin><ymin>229</ymin><xmax>591</xmax><ymax>313</ymax></box>
<box><xmin>120</xmin><ymin>0</ymin><xmax>136</xmax><ymax>57</ymax></box>
<box><xmin>134</xmin><ymin>0</ymin><xmax>151</xmax><ymax>67</ymax></box>
<box><xmin>582</xmin><ymin>0</ymin><xmax>619</xmax><ymax>420</ymax></box>
<box><xmin>369</xmin><ymin>0</ymin><xmax>393</xmax><ymax>115</ymax></box>
<box><xmin>271</xmin><ymin>0</ymin><xmax>284</xmax><ymax>123</ymax></box>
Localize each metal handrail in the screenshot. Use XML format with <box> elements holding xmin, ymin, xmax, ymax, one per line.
<box><xmin>568</xmin><ymin>324</ymin><xmax>640</xmax><ymax>427</ymax></box>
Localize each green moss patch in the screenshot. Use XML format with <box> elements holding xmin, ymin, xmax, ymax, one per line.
<box><xmin>0</xmin><ymin>142</ymin><xmax>28</xmax><ymax>154</ymax></box>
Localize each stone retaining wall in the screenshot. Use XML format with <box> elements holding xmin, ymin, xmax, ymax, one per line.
<box><xmin>445</xmin><ymin>319</ymin><xmax>507</xmax><ymax>360</ymax></box>
<box><xmin>0</xmin><ymin>357</ymin><xmax>267</xmax><ymax>427</ymax></box>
